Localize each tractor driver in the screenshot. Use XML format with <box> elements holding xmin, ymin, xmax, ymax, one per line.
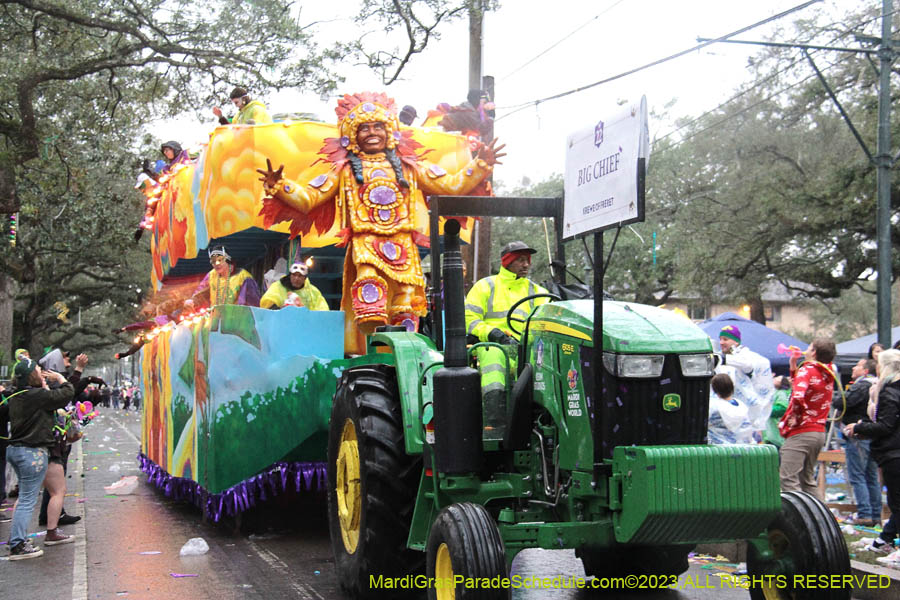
<box><xmin>465</xmin><ymin>241</ymin><xmax>549</xmax><ymax>439</ymax></box>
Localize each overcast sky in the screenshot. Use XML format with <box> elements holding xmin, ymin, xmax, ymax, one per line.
<box><xmin>159</xmin><ymin>0</ymin><xmax>874</xmax><ymax>189</ymax></box>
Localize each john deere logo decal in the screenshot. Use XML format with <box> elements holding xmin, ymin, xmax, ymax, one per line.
<box><xmin>662</xmin><ymin>393</ymin><xmax>681</xmax><ymax>412</ymax></box>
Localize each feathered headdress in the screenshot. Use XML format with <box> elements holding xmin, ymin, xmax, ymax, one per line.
<box><xmin>260</xmin><ymin>92</ymin><xmax>431</xmax><ymax>239</ymax></box>
<box><xmin>336</xmin><ymin>92</ymin><xmax>400</xmax><ymax>154</ymax></box>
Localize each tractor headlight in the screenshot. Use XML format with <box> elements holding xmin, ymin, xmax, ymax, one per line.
<box><xmin>615</xmin><ymin>354</ymin><xmax>665</xmax><ymax>378</ymax></box>
<box><xmin>679</xmin><ymin>353</ymin><xmax>716</xmax><ymax>377</ymax></box>
<box><xmin>602</xmin><ymin>352</ymin><xmax>617</xmax><ymax>375</ymax></box>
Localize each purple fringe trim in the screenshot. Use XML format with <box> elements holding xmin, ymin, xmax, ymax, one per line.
<box><xmin>137</xmin><ymin>453</ymin><xmax>326</xmax><ymax>522</ymax></box>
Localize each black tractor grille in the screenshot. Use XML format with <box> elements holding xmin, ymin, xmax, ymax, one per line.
<box><xmin>581</xmin><ymin>348</ymin><xmax>710</xmax><ymax>460</ymax></box>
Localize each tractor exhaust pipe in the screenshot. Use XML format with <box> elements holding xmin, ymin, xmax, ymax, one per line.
<box><xmin>442</xmin><ymin>219</ymin><xmax>467</xmax><ymax>367</ymax></box>
<box><xmin>432</xmin><ymin>219</ymin><xmax>483</xmax><ymax>474</ymax></box>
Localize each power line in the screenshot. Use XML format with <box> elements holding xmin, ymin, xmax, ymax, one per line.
<box><xmin>495</xmin><ymin>0</ymin><xmax>821</xmax><ymax>121</ymax></box>
<box><xmin>497</xmin><ymin>0</ymin><xmax>626</xmax><ymax>83</ymax></box>
<box><xmin>657</xmin><ymin>69</ymin><xmax>823</xmax><ymax>149</ymax></box>
<box><xmin>655</xmin><ymin>6</ymin><xmax>890</xmax><ymax>144</ymax></box>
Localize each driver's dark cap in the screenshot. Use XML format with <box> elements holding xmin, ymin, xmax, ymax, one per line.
<box><xmin>500</xmin><ymin>241</ymin><xmax>537</xmax><ymax>258</ymax></box>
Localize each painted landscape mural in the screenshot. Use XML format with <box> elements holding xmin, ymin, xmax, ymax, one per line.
<box><xmin>140</xmin><ymin>305</ymin><xmax>344</xmax><ymax>500</ymax></box>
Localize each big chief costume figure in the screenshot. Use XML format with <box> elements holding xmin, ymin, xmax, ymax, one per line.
<box><xmin>258</xmin><ymin>92</ymin><xmax>504</xmax><ymax>354</ymax></box>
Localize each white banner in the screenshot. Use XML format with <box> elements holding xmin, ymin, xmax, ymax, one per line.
<box><xmin>563</xmin><ymin>96</ymin><xmax>649</xmax><ymax>239</ymax></box>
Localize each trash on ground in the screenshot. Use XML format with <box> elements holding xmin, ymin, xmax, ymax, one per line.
<box><xmin>180</xmin><ymin>537</ymin><xmax>210</xmax><ymax>556</ymax></box>
<box><xmin>876</xmin><ymin>550</ymin><xmax>900</xmax><ymax>568</ymax></box>
<box><xmin>139</xmin><ymin>551</ymin><xmax>162</xmax><ymax>555</ymax></box>
<box><xmin>841</xmin><ymin>524</ymin><xmax>857</xmax><ymax>535</ymax></box>
<box><xmin>104</xmin><ymin>475</ymin><xmax>138</xmax><ymax>495</ymax></box>
<box><xmin>4</xmin><ymin>531</ymin><xmax>49</xmax><ymax>544</ymax></box>
<box><xmin>109</xmin><ymin>463</ymin><xmax>121</xmax><ymax>472</ymax></box>
<box><xmin>170</xmin><ymin>573</ymin><xmax>199</xmax><ymax>578</ymax></box>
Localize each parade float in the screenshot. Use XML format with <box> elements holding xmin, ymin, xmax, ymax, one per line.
<box><xmin>135</xmin><ymin>94</ymin><xmax>851</xmax><ymax>600</ymax></box>
<box><xmin>135</xmin><ymin>94</ymin><xmax>491</xmax><ymax>522</ymax></box>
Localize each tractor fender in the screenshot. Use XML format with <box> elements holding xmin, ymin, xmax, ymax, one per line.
<box><xmin>366</xmin><ymin>331</ymin><xmax>444</xmax><ymax>456</ymax></box>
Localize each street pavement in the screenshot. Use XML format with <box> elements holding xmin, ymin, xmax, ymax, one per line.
<box><xmin>0</xmin><ymin>409</ymin><xmax>862</xmax><ymax>599</ymax></box>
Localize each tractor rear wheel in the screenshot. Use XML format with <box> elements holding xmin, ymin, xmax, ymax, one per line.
<box><xmin>426</xmin><ymin>502</ymin><xmax>509</xmax><ymax>600</ymax></box>
<box><xmin>747</xmin><ymin>491</ymin><xmax>850</xmax><ymax>600</ymax></box>
<box><xmin>327</xmin><ymin>365</ymin><xmax>422</xmax><ymax>599</ymax></box>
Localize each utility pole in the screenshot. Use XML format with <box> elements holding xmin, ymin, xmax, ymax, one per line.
<box><xmin>467</xmin><ymin>0</ymin><xmax>491</xmax><ymax>285</ymax></box>
<box><xmin>468</xmin><ymin>1</ymin><xmax>483</xmax><ymax>91</ymax></box>
<box><xmin>875</xmin><ymin>0</ymin><xmax>893</xmax><ymax>347</ymax></box>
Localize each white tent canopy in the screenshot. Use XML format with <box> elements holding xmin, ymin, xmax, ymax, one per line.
<box><xmin>835</xmin><ymin>326</ymin><xmax>900</xmax><ymax>354</ymax></box>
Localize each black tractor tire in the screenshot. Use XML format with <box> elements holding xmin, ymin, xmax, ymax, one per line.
<box><xmin>747</xmin><ymin>491</ymin><xmax>851</xmax><ymax>600</ymax></box>
<box><xmin>327</xmin><ymin>365</ymin><xmax>423</xmax><ymax>599</ymax></box>
<box><xmin>425</xmin><ymin>502</ymin><xmax>509</xmax><ymax>600</ymax></box>
<box><xmin>578</xmin><ymin>544</ymin><xmax>692</xmax><ymax>580</ymax></box>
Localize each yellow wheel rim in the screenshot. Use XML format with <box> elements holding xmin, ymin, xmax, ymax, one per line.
<box><xmin>762</xmin><ymin>586</ymin><xmax>783</xmax><ymax>600</ymax></box>
<box><xmin>760</xmin><ymin>529</ymin><xmax>790</xmax><ymax>600</ymax></box>
<box><xmin>434</xmin><ymin>542</ymin><xmax>455</xmax><ymax>600</ymax></box>
<box><xmin>336</xmin><ymin>418</ymin><xmax>361</xmax><ymax>554</ymax></box>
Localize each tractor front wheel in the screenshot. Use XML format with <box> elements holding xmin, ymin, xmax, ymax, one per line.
<box><xmin>426</xmin><ymin>502</ymin><xmax>509</xmax><ymax>600</ymax></box>
<box><xmin>747</xmin><ymin>491</ymin><xmax>850</xmax><ymax>600</ymax></box>
<box><xmin>327</xmin><ymin>365</ymin><xmax>422</xmax><ymax>599</ymax></box>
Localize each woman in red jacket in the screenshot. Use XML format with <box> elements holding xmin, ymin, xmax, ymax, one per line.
<box><xmin>778</xmin><ymin>338</ymin><xmax>837</xmax><ymax>499</ymax></box>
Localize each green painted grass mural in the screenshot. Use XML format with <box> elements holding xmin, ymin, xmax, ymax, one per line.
<box><xmin>143</xmin><ymin>305</ymin><xmax>346</xmax><ymax>494</ymax></box>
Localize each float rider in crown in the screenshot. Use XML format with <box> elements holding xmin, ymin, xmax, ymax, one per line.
<box><xmin>257</xmin><ymin>92</ymin><xmax>504</xmax><ymax>354</ymax></box>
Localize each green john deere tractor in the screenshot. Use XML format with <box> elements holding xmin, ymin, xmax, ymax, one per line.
<box><xmin>326</xmin><ymin>197</ymin><xmax>849</xmax><ymax>600</ymax></box>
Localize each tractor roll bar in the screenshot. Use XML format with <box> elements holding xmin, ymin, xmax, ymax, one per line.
<box><xmin>426</xmin><ymin>195</ymin><xmax>565</xmax><ymax>351</ymax></box>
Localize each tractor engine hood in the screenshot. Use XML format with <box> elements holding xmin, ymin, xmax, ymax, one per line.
<box><xmin>530</xmin><ymin>300</ymin><xmax>714</xmax><ymax>354</ymax></box>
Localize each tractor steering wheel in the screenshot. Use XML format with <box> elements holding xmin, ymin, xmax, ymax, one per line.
<box><xmin>506</xmin><ymin>293</ymin><xmax>561</xmax><ymax>337</ymax></box>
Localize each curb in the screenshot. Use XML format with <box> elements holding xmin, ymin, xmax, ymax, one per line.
<box><xmin>695</xmin><ymin>544</ymin><xmax>900</xmax><ymax>600</ymax></box>
<box><xmin>848</xmin><ymin>560</ymin><xmax>900</xmax><ymax>600</ymax></box>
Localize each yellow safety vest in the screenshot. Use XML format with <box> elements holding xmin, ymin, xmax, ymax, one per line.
<box><xmin>465</xmin><ymin>267</ymin><xmax>548</xmax><ymax>342</ymax></box>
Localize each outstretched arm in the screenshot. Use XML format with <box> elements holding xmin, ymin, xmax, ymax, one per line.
<box><xmin>474</xmin><ymin>138</ymin><xmax>506</xmax><ymax>166</ymax></box>
<box><xmin>115</xmin><ymin>342</ymin><xmax>145</xmax><ymax>360</ymax></box>
<box><xmin>416</xmin><ymin>137</ymin><xmax>506</xmax><ymax>197</ymax></box>
<box><xmin>257</xmin><ymin>159</ymin><xmax>336</xmax><ymax>213</ymax></box>
<box><xmin>185</xmin><ymin>272</ymin><xmax>212</xmax><ymax>310</ymax></box>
